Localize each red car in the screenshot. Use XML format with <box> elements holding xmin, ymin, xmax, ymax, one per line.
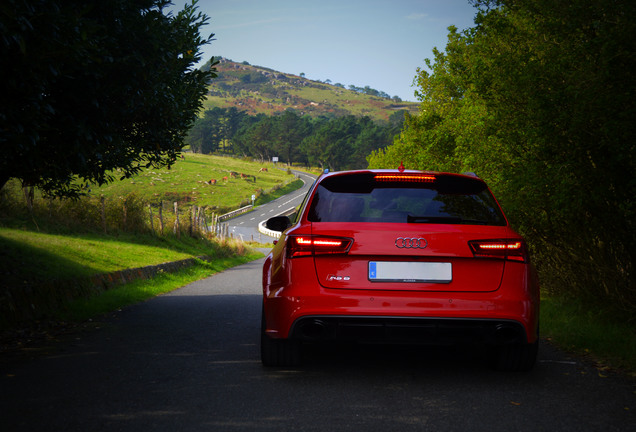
<box><xmin>261</xmin><ymin>169</ymin><xmax>539</xmax><ymax>371</ymax></box>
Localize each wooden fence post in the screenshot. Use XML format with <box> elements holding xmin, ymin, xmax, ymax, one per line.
<box><xmin>148</xmin><ymin>204</ymin><xmax>154</xmax><ymax>234</ymax></box>
<box><xmin>189</xmin><ymin>205</ymin><xmax>195</xmax><ymax>236</ymax></box>
<box><xmin>173</xmin><ymin>201</ymin><xmax>180</xmax><ymax>238</ymax></box>
<box><xmin>202</xmin><ymin>208</ymin><xmax>208</xmax><ymax>234</ymax></box>
<box><xmin>203</xmin><ymin>209</ymin><xmax>209</xmax><ymax>234</ymax></box>
<box><xmin>158</xmin><ymin>201</ymin><xmax>164</xmax><ymax>235</ymax></box>
<box><xmin>196</xmin><ymin>207</ymin><xmax>200</xmax><ymax>234</ymax></box>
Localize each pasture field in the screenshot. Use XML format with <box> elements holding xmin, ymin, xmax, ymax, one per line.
<box><xmin>93</xmin><ymin>153</ymin><xmax>296</xmax><ymax>213</ymax></box>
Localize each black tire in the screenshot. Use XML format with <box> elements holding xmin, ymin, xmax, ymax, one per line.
<box><xmin>260</xmin><ymin>307</ymin><xmax>301</xmax><ymax>367</ymax></box>
<box><xmin>494</xmin><ymin>340</ymin><xmax>539</xmax><ymax>371</ymax></box>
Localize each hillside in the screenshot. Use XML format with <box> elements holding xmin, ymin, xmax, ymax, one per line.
<box><xmin>201</xmin><ymin>58</ymin><xmax>419</xmax><ymax>122</ymax></box>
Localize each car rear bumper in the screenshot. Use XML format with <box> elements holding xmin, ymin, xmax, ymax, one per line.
<box><xmin>263</xmin><ymin>290</ymin><xmax>539</xmax><ymax>345</ymax></box>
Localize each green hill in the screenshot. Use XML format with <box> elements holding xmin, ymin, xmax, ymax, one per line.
<box><xmin>201</xmin><ymin>58</ymin><xmax>419</xmax><ymax>122</ymax></box>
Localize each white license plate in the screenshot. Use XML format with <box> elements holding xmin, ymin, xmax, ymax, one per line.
<box><xmin>368</xmin><ymin>261</ymin><xmax>452</xmax><ymax>283</ymax></box>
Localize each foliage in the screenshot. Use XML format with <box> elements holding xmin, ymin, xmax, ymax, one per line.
<box><xmin>186</xmin><ymin>109</ymin><xmax>404</xmax><ymax>171</ymax></box>
<box><xmin>368</xmin><ymin>0</ymin><xmax>635</xmax><ymax>314</ymax></box>
<box><xmin>0</xmin><ymin>0</ymin><xmax>216</xmax><ymax>198</ymax></box>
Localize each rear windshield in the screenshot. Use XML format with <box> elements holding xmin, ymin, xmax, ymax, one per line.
<box><xmin>307</xmin><ymin>172</ymin><xmax>506</xmax><ymax>226</ymax></box>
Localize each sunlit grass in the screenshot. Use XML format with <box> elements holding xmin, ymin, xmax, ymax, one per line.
<box><xmin>0</xmin><ymin>227</ymin><xmax>245</xmax><ymax>287</ymax></box>
<box><xmin>93</xmin><ymin>153</ymin><xmax>295</xmax><ymax>212</ymax></box>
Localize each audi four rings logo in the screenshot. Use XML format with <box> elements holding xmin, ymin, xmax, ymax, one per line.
<box><xmin>395</xmin><ymin>237</ymin><xmax>428</xmax><ymax>249</ymax></box>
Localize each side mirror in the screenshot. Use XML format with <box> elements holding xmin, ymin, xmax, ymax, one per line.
<box><xmin>265</xmin><ymin>215</ymin><xmax>291</xmax><ymax>232</ymax></box>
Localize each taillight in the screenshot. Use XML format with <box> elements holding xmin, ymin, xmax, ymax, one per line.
<box><xmin>287</xmin><ymin>235</ymin><xmax>353</xmax><ymax>258</ymax></box>
<box><xmin>469</xmin><ymin>239</ymin><xmax>528</xmax><ymax>262</ymax></box>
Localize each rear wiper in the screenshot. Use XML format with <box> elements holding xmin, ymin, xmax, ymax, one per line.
<box><xmin>406</xmin><ymin>215</ymin><xmax>490</xmax><ymax>225</ymax></box>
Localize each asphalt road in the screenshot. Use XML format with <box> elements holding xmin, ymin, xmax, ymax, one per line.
<box><xmin>227</xmin><ymin>170</ymin><xmax>317</xmax><ymax>242</ymax></box>
<box><xmin>1</xmin><ymin>254</ymin><xmax>635</xmax><ymax>432</ymax></box>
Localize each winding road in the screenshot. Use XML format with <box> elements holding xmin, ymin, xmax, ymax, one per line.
<box><xmin>227</xmin><ymin>169</ymin><xmax>316</xmax><ymax>242</ymax></box>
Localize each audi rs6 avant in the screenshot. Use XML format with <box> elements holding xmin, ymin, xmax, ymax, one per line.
<box><xmin>261</xmin><ymin>169</ymin><xmax>539</xmax><ymax>371</ymax></box>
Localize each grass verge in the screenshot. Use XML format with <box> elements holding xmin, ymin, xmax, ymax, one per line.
<box><xmin>541</xmin><ymin>296</ymin><xmax>636</xmax><ymax>376</ymax></box>
<box><xmin>0</xmin><ymin>223</ymin><xmax>266</xmax><ymax>331</ymax></box>
<box><xmin>59</xmin><ymin>252</ymin><xmax>263</xmax><ymax>323</ymax></box>
<box><xmin>0</xmin><ymin>227</ymin><xmax>244</xmax><ymax>287</ymax></box>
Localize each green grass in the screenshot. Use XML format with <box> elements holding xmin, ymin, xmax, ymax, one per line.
<box><xmin>0</xmin><ymin>153</ymin><xmax>302</xmax><ymax>221</ymax></box>
<box><xmin>0</xmin><ymin>228</ymin><xmax>235</xmax><ymax>286</ymax></box>
<box><xmin>59</xmin><ymin>252</ymin><xmax>262</xmax><ymax>323</ymax></box>
<box><xmin>541</xmin><ymin>296</ymin><xmax>636</xmax><ymax>375</ymax></box>
<box><xmin>93</xmin><ymin>153</ymin><xmax>295</xmax><ymax>212</ymax></box>
<box><xmin>0</xmin><ymin>223</ymin><xmax>264</xmax><ymax>330</ymax></box>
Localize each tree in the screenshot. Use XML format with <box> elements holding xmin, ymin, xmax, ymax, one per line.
<box><xmin>369</xmin><ymin>0</ymin><xmax>636</xmax><ymax>313</ymax></box>
<box><xmin>241</xmin><ymin>117</ymin><xmax>276</xmax><ymax>162</ymax></box>
<box><xmin>274</xmin><ymin>110</ymin><xmax>310</xmax><ymax>165</ymax></box>
<box><xmin>0</xmin><ymin>0</ymin><xmax>216</xmax><ymax>197</ymax></box>
<box><xmin>186</xmin><ymin>108</ymin><xmax>400</xmax><ymax>169</ymax></box>
<box><xmin>223</xmin><ymin>107</ymin><xmax>248</xmax><ymax>153</ymax></box>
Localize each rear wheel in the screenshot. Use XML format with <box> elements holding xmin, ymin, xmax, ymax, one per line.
<box><xmin>493</xmin><ymin>340</ymin><xmax>538</xmax><ymax>371</ymax></box>
<box><xmin>260</xmin><ymin>307</ymin><xmax>301</xmax><ymax>367</ymax></box>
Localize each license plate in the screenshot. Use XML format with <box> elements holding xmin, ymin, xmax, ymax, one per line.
<box><xmin>368</xmin><ymin>261</ymin><xmax>452</xmax><ymax>283</ymax></box>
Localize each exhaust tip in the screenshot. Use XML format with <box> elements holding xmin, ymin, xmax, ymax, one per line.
<box><xmin>495</xmin><ymin>324</ymin><xmax>521</xmax><ymax>344</ymax></box>
<box><xmin>300</xmin><ymin>319</ymin><xmax>328</xmax><ymax>340</ymax></box>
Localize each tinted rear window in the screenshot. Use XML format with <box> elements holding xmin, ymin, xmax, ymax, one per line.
<box><xmin>307</xmin><ymin>173</ymin><xmax>506</xmax><ymax>225</ymax></box>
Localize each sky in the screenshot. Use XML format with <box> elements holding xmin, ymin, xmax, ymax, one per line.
<box><xmin>168</xmin><ymin>0</ymin><xmax>479</xmax><ymax>102</ymax></box>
